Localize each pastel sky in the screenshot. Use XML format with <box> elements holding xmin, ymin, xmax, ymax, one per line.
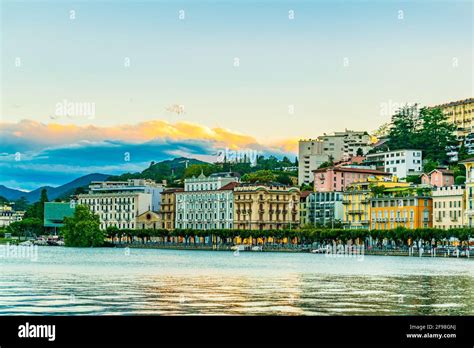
<box><xmin>1</xmin><ymin>0</ymin><xmax>472</xmax><ymax>190</ymax></box>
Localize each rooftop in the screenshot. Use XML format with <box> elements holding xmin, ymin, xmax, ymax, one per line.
<box><xmin>313</xmin><ymin>166</ymin><xmax>391</xmax><ymax>176</ymax></box>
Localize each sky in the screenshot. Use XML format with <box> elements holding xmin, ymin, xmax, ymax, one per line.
<box><xmin>1</xmin><ymin>0</ymin><xmax>473</xmax><ymax>190</ymax></box>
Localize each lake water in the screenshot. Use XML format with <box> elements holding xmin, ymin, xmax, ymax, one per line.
<box><xmin>0</xmin><ymin>246</ymin><xmax>473</xmax><ymax>315</ymax></box>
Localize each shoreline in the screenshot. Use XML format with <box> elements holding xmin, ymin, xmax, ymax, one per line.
<box><xmin>113</xmin><ymin>243</ymin><xmax>472</xmax><ymax>258</ymax></box>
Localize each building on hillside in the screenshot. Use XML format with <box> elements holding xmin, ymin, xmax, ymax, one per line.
<box><xmin>299</xmin><ymin>191</ymin><xmax>311</xmax><ymax>226</ymax></box>
<box><xmin>44</xmin><ymin>202</ymin><xmax>75</xmax><ymax>234</ymax></box>
<box><xmin>370</xmin><ymin>187</ymin><xmax>433</xmax><ymax>230</ymax></box>
<box><xmin>460</xmin><ymin>158</ymin><xmax>474</xmax><ymax>227</ymax></box>
<box><xmin>233</xmin><ymin>183</ymin><xmax>300</xmax><ymax>230</ymax></box>
<box><xmin>307</xmin><ymin>191</ymin><xmax>343</xmax><ymax>227</ymax></box>
<box><xmin>313</xmin><ymin>166</ymin><xmax>391</xmax><ymax>192</ymax></box>
<box><xmin>420</xmin><ymin>168</ymin><xmax>454</xmax><ymax>187</ymax></box>
<box><xmin>136</xmin><ymin>211</ymin><xmax>161</xmax><ymax>229</ymax></box>
<box><xmin>432</xmin><ymin>185</ymin><xmax>465</xmax><ymax>229</ymax></box>
<box><xmin>175</xmin><ymin>173</ymin><xmax>239</xmax><ymax>230</ymax></box>
<box><xmin>430</xmin><ymin>98</ymin><xmax>474</xmax><ymax>139</ymax></box>
<box><xmin>77</xmin><ymin>180</ymin><xmax>159</xmax><ymax>230</ymax></box>
<box><xmin>298</xmin><ymin>139</ymin><xmax>330</xmax><ymax>185</ymax></box>
<box><xmin>298</xmin><ymin>130</ymin><xmax>374</xmax><ymax>186</ymax></box>
<box><xmin>365</xmin><ymin>149</ymin><xmax>423</xmax><ymax>179</ymax></box>
<box><xmin>160</xmin><ymin>188</ymin><xmax>183</xmax><ymax>230</ymax></box>
<box><xmin>342</xmin><ymin>178</ymin><xmax>410</xmax><ymax>230</ymax></box>
<box><xmin>0</xmin><ymin>205</ymin><xmax>25</xmax><ymax>228</ymax></box>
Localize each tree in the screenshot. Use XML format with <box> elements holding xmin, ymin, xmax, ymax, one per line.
<box><xmin>7</xmin><ymin>218</ymin><xmax>43</xmax><ymax>241</ymax></box>
<box><xmin>423</xmin><ymin>159</ymin><xmax>438</xmax><ymax>173</ymax></box>
<box><xmin>356</xmin><ymin>148</ymin><xmax>364</xmax><ymax>156</ymax></box>
<box><xmin>13</xmin><ymin>197</ymin><xmax>29</xmax><ymax>211</ymax></box>
<box><xmin>24</xmin><ymin>188</ymin><xmax>49</xmax><ymax>221</ymax></box>
<box><xmin>62</xmin><ymin>205</ymin><xmax>104</xmax><ymax>247</ymax></box>
<box><xmin>455</xmin><ymin>176</ymin><xmax>466</xmax><ymax>185</ymax></box>
<box><xmin>387</xmin><ymin>104</ymin><xmax>420</xmax><ymax>150</ymax></box>
<box><xmin>405</xmin><ymin>175</ymin><xmax>421</xmax><ymax>184</ymax></box>
<box><xmin>417</xmin><ymin>107</ymin><xmax>457</xmax><ymax>164</ymax></box>
<box><xmin>241</xmin><ymin>170</ymin><xmax>276</xmax><ymax>184</ymax></box>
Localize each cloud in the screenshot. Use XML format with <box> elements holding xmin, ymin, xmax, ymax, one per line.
<box><xmin>0</xmin><ymin>119</ymin><xmax>297</xmax><ymax>190</ymax></box>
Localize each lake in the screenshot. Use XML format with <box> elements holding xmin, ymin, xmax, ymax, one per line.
<box><xmin>0</xmin><ymin>246</ymin><xmax>472</xmax><ymax>315</ymax></box>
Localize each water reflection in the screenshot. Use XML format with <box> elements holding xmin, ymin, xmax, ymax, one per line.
<box><xmin>0</xmin><ymin>248</ymin><xmax>472</xmax><ymax>315</ymax></box>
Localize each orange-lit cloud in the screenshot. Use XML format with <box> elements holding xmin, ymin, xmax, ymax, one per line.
<box><xmin>1</xmin><ymin>119</ymin><xmax>297</xmax><ymax>154</ymax></box>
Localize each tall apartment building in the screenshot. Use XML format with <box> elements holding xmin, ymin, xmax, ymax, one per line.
<box><xmin>161</xmin><ymin>188</ymin><xmax>183</xmax><ymax>230</ymax></box>
<box><xmin>431</xmin><ymin>98</ymin><xmax>474</xmax><ymax>139</ymax></box>
<box><xmin>175</xmin><ymin>172</ymin><xmax>239</xmax><ymax>230</ymax></box>
<box><xmin>370</xmin><ymin>188</ymin><xmax>433</xmax><ymax>230</ymax></box>
<box><xmin>298</xmin><ymin>130</ymin><xmax>373</xmax><ymax>185</ymax></box>
<box><xmin>77</xmin><ymin>179</ymin><xmax>163</xmax><ymax>230</ymax></box>
<box><xmin>314</xmin><ymin>166</ymin><xmax>391</xmax><ymax>192</ymax></box>
<box><xmin>365</xmin><ymin>149</ymin><xmax>423</xmax><ymax>179</ymax></box>
<box><xmin>298</xmin><ymin>139</ymin><xmax>329</xmax><ymax>185</ymax></box>
<box><xmin>234</xmin><ymin>183</ymin><xmax>300</xmax><ymax>230</ymax></box>
<box><xmin>432</xmin><ymin>186</ymin><xmax>465</xmax><ymax>229</ymax></box>
<box><xmin>307</xmin><ymin>191</ymin><xmax>343</xmax><ymax>227</ymax></box>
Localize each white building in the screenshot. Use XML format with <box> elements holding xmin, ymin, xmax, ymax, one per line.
<box><xmin>0</xmin><ymin>205</ymin><xmax>24</xmax><ymax>227</ymax></box>
<box><xmin>432</xmin><ymin>185</ymin><xmax>465</xmax><ymax>229</ymax></box>
<box><xmin>298</xmin><ymin>130</ymin><xmax>373</xmax><ymax>185</ymax></box>
<box><xmin>175</xmin><ymin>172</ymin><xmax>239</xmax><ymax>230</ymax></box>
<box><xmin>365</xmin><ymin>149</ymin><xmax>422</xmax><ymax>179</ymax></box>
<box><xmin>77</xmin><ymin>179</ymin><xmax>164</xmax><ymax>230</ymax></box>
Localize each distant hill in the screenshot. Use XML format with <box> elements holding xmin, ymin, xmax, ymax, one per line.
<box><xmin>108</xmin><ymin>157</ymin><xmax>208</xmax><ymax>183</ymax></box>
<box><xmin>0</xmin><ymin>173</ymin><xmax>110</xmax><ymax>203</ymax></box>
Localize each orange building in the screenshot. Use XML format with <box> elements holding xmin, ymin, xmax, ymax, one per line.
<box><xmin>370</xmin><ymin>188</ymin><xmax>433</xmax><ymax>230</ymax></box>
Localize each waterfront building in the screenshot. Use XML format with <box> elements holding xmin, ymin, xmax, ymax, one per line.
<box><xmin>370</xmin><ymin>187</ymin><xmax>433</xmax><ymax>230</ymax></box>
<box><xmin>430</xmin><ymin>98</ymin><xmax>474</xmax><ymax>139</ymax></box>
<box><xmin>43</xmin><ymin>202</ymin><xmax>75</xmax><ymax>234</ymax></box>
<box><xmin>77</xmin><ymin>179</ymin><xmax>161</xmax><ymax>230</ymax></box>
<box><xmin>298</xmin><ymin>130</ymin><xmax>374</xmax><ymax>185</ymax></box>
<box><xmin>299</xmin><ymin>191</ymin><xmax>311</xmax><ymax>226</ymax></box>
<box><xmin>136</xmin><ymin>211</ymin><xmax>161</xmax><ymax>229</ymax></box>
<box><xmin>342</xmin><ymin>178</ymin><xmax>409</xmax><ymax>229</ymax></box>
<box><xmin>432</xmin><ymin>185</ymin><xmax>465</xmax><ymax>229</ymax></box>
<box><xmin>420</xmin><ymin>168</ymin><xmax>454</xmax><ymax>187</ymax></box>
<box><xmin>161</xmin><ymin>188</ymin><xmax>183</xmax><ymax>230</ymax></box>
<box><xmin>175</xmin><ymin>172</ymin><xmax>239</xmax><ymax>230</ymax></box>
<box><xmin>460</xmin><ymin>158</ymin><xmax>474</xmax><ymax>227</ymax></box>
<box><xmin>307</xmin><ymin>191</ymin><xmax>343</xmax><ymax>227</ymax></box>
<box><xmin>313</xmin><ymin>166</ymin><xmax>391</xmax><ymax>192</ymax></box>
<box><xmin>365</xmin><ymin>149</ymin><xmax>423</xmax><ymax>179</ymax></box>
<box><xmin>233</xmin><ymin>183</ymin><xmax>300</xmax><ymax>230</ymax></box>
<box><xmin>0</xmin><ymin>205</ymin><xmax>25</xmax><ymax>228</ymax></box>
<box><xmin>87</xmin><ymin>179</ymin><xmax>164</xmax><ymax>212</ymax></box>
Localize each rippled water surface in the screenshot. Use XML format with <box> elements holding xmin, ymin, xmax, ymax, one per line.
<box><xmin>0</xmin><ymin>247</ymin><xmax>473</xmax><ymax>315</ymax></box>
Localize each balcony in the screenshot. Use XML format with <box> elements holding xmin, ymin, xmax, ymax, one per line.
<box><xmin>348</xmin><ymin>210</ymin><xmax>364</xmax><ymax>215</ymax></box>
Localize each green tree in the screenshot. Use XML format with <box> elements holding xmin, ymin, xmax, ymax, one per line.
<box><xmin>62</xmin><ymin>205</ymin><xmax>104</xmax><ymax>247</ymax></box>
<box><xmin>387</xmin><ymin>104</ymin><xmax>420</xmax><ymax>150</ymax></box>
<box><xmin>356</xmin><ymin>148</ymin><xmax>364</xmax><ymax>156</ymax></box>
<box><xmin>241</xmin><ymin>170</ymin><xmax>276</xmax><ymax>183</ymax></box>
<box><xmin>417</xmin><ymin>107</ymin><xmax>457</xmax><ymax>164</ymax></box>
<box><xmin>455</xmin><ymin>176</ymin><xmax>466</xmax><ymax>185</ymax></box>
<box><xmin>13</xmin><ymin>197</ymin><xmax>29</xmax><ymax>211</ymax></box>
<box><xmin>7</xmin><ymin>218</ymin><xmax>43</xmax><ymax>241</ymax></box>
<box><xmin>24</xmin><ymin>188</ymin><xmax>49</xmax><ymax>221</ymax></box>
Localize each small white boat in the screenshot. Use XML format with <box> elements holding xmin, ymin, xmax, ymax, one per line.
<box><xmin>251</xmin><ymin>246</ymin><xmax>262</xmax><ymax>252</ymax></box>
<box><xmin>19</xmin><ymin>241</ymin><xmax>33</xmax><ymax>246</ymax></box>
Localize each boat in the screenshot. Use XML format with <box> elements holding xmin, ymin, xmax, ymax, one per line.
<box><xmin>19</xmin><ymin>241</ymin><xmax>33</xmax><ymax>246</ymax></box>
<box><xmin>251</xmin><ymin>246</ymin><xmax>262</xmax><ymax>251</ymax></box>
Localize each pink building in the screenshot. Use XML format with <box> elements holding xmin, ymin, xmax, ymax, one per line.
<box><xmin>420</xmin><ymin>168</ymin><xmax>454</xmax><ymax>187</ymax></box>
<box><xmin>313</xmin><ymin>166</ymin><xmax>392</xmax><ymax>192</ymax></box>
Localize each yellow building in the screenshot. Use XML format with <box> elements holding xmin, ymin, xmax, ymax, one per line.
<box><xmin>460</xmin><ymin>158</ymin><xmax>474</xmax><ymax>227</ymax></box>
<box><xmin>431</xmin><ymin>98</ymin><xmax>474</xmax><ymax>139</ymax></box>
<box><xmin>160</xmin><ymin>188</ymin><xmax>183</xmax><ymax>230</ymax></box>
<box><xmin>370</xmin><ymin>187</ymin><xmax>433</xmax><ymax>230</ymax></box>
<box><xmin>234</xmin><ymin>183</ymin><xmax>300</xmax><ymax>230</ymax></box>
<box><xmin>343</xmin><ymin>177</ymin><xmax>409</xmax><ymax>229</ymax></box>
